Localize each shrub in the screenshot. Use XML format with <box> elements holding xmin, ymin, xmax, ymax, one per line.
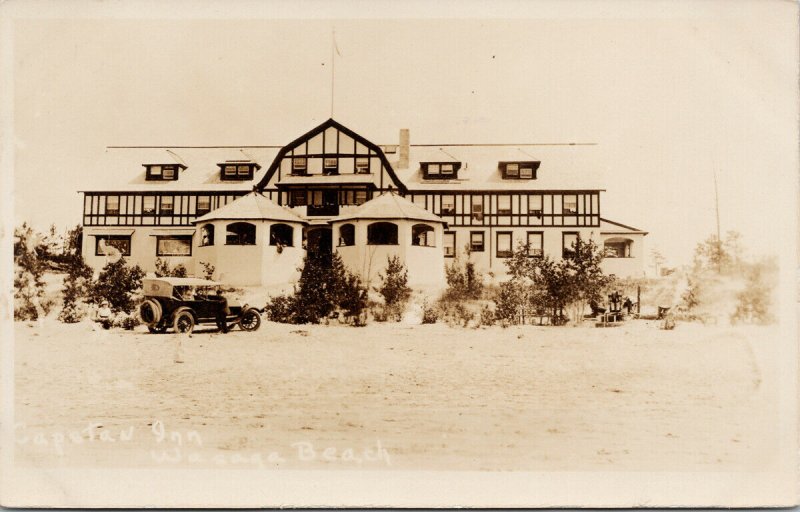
<box><xmin>376</xmin><ymin>256</ymin><xmax>411</xmax><ymax>311</ymax></box>
<box><xmin>731</xmin><ymin>257</ymin><xmax>777</xmax><ymax>325</ymax></box>
<box><xmin>264</xmin><ymin>294</ymin><xmax>297</xmax><ymax>324</ymax></box>
<box><xmin>14</xmin><ymin>224</ymin><xmax>47</xmax><ymax>321</ymax></box>
<box><xmin>444</xmin><ymin>255</ymin><xmax>483</xmax><ymax>301</ymax></box>
<box><xmin>154</xmin><ymin>258</ymin><xmax>187</xmax><ymax>278</ymax></box>
<box><xmin>479</xmin><ymin>304</ymin><xmax>495</xmax><ymax>326</ymax></box>
<box><xmin>421</xmin><ymin>299</ymin><xmax>438</xmax><ymax>324</ymax></box>
<box><xmin>114</xmin><ymin>312</ymin><xmax>140</xmax><ymax>330</ymax></box>
<box><xmin>199</xmin><ymin>261</ymin><xmax>215</xmax><ymax>280</ymax></box>
<box><xmin>88</xmin><ymin>258</ymin><xmax>145</xmax><ymax>314</ymax></box>
<box><xmin>59</xmin><ymin>254</ymin><xmax>94</xmax><ymax>323</ymax></box>
<box><xmin>437</xmin><ymin>298</ymin><xmax>475</xmax><ymax>327</ymax></box>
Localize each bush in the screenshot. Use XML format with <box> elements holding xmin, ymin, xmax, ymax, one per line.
<box><xmin>376</xmin><ymin>256</ymin><xmax>411</xmax><ymax>315</ymax></box>
<box><xmin>59</xmin><ymin>254</ymin><xmax>94</xmax><ymax>323</ymax></box>
<box><xmin>154</xmin><ymin>258</ymin><xmax>187</xmax><ymax>278</ymax></box>
<box><xmin>437</xmin><ymin>298</ymin><xmax>475</xmax><ymax>327</ymax></box>
<box><xmin>14</xmin><ymin>224</ymin><xmax>47</xmax><ymax>321</ymax></box>
<box><xmin>88</xmin><ymin>258</ymin><xmax>145</xmax><ymax>314</ymax></box>
<box><xmin>199</xmin><ymin>261</ymin><xmax>215</xmax><ymax>280</ymax></box>
<box><xmin>444</xmin><ymin>255</ymin><xmax>483</xmax><ymax>301</ymax></box>
<box><xmin>264</xmin><ymin>252</ymin><xmax>368</xmax><ymax>325</ymax></box>
<box><xmin>421</xmin><ymin>299</ymin><xmax>438</xmax><ymax>324</ymax></box>
<box><xmin>479</xmin><ymin>304</ymin><xmax>495</xmax><ymax>326</ymax></box>
<box><xmin>114</xmin><ymin>312</ymin><xmax>140</xmax><ymax>330</ymax></box>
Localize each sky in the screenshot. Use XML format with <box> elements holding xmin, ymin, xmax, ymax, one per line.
<box><xmin>7</xmin><ymin>0</ymin><xmax>798</xmax><ymax>268</ymax></box>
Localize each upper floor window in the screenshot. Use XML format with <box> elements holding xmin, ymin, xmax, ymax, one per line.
<box><xmin>422</xmin><ymin>161</ymin><xmax>462</xmax><ymax>180</ymax></box>
<box><xmin>323</xmin><ymin>158</ymin><xmax>338</xmax><ymax>175</ymax></box>
<box><xmin>197</xmin><ymin>196</ymin><xmax>211</xmax><ymax>215</ymax></box>
<box><xmin>496</xmin><ymin>232</ymin><xmax>512</xmax><ymax>258</ymax></box>
<box><xmin>355</xmin><ymin>190</ymin><xmax>368</xmax><ymax>205</ymax></box>
<box><xmin>355</xmin><ymin>157</ymin><xmax>370</xmax><ymax>174</ymax></box>
<box><xmin>497</xmin><ymin>195</ymin><xmax>511</xmax><ymax>215</ymax></box>
<box><xmin>471</xmin><ymin>196</ymin><xmax>484</xmax><ymax>221</ymax></box>
<box><xmin>143</xmin><ymin>196</ymin><xmax>156</xmax><ymax>215</ymax></box>
<box><xmin>470</xmin><ymin>231</ymin><xmax>485</xmax><ymax>252</ymax></box>
<box><xmin>291</xmin><ymin>190</ymin><xmax>307</xmax><ymax>207</ymax></box>
<box><xmin>219</xmin><ymin>162</ymin><xmax>258</xmax><ymax>181</ymax></box>
<box><xmin>501</xmin><ymin>161</ymin><xmax>540</xmax><ymax>180</ymax></box>
<box><xmin>527</xmin><ymin>231</ymin><xmax>543</xmax><ymax>257</ymax></box>
<box><xmin>529</xmin><ymin>195</ymin><xmax>543</xmax><ymax>216</ymax></box>
<box><xmin>106</xmin><ymin>196</ymin><xmax>120</xmax><ymax>215</ymax></box>
<box><xmin>145</xmin><ymin>164</ymin><xmax>183</xmax><ymax>181</ymax></box>
<box><xmin>200</xmin><ymin>224</ymin><xmax>214</xmax><ymax>246</ymax></box>
<box><xmin>292</xmin><ymin>157</ymin><xmax>307</xmax><ymax>175</ymax></box>
<box><xmin>564</xmin><ymin>195</ymin><xmax>578</xmax><ymax>214</ymax></box>
<box><xmin>159</xmin><ymin>196</ymin><xmax>174</xmax><ymax>215</ymax></box>
<box><xmin>441</xmin><ymin>195</ymin><xmax>456</xmax><ymax>215</ymax></box>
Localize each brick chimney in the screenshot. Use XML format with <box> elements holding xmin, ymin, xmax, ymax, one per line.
<box><xmin>398</xmin><ymin>128</ymin><xmax>410</xmax><ymax>169</ymax></box>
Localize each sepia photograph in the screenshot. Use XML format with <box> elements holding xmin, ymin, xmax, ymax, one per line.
<box><xmin>1</xmin><ymin>0</ymin><xmax>798</xmax><ymax>507</ymax></box>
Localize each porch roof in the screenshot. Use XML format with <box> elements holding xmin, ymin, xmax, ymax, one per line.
<box><xmin>332</xmin><ymin>192</ymin><xmax>445</xmax><ymax>224</ymax></box>
<box><xmin>192</xmin><ymin>192</ymin><xmax>306</xmax><ymax>224</ymax></box>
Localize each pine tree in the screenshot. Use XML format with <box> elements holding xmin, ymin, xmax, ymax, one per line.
<box><xmin>89</xmin><ymin>258</ymin><xmax>145</xmax><ymax>314</ymax></box>
<box><xmin>13</xmin><ymin>224</ymin><xmax>47</xmax><ymax>321</ymax></box>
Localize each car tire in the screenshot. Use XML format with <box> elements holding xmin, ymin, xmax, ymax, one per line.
<box><xmin>139</xmin><ymin>299</ymin><xmax>162</xmax><ymax>327</ymax></box>
<box><xmin>173</xmin><ymin>309</ymin><xmax>195</xmax><ymax>334</ymax></box>
<box><xmin>239</xmin><ymin>308</ymin><xmax>261</xmax><ymax>332</ymax></box>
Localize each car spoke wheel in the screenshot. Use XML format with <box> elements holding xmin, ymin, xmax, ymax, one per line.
<box><xmin>173</xmin><ymin>310</ymin><xmax>195</xmax><ymax>334</ymax></box>
<box><xmin>239</xmin><ymin>309</ymin><xmax>261</xmax><ymax>332</ymax></box>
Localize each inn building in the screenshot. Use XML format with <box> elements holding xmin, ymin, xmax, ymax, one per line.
<box><xmin>80</xmin><ymin>118</ymin><xmax>646</xmax><ymax>288</ymax></box>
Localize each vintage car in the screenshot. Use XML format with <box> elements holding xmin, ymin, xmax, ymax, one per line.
<box><xmin>139</xmin><ymin>277</ymin><xmax>262</xmax><ymax>334</ymax></box>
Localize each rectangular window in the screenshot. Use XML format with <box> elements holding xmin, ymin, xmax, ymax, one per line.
<box><xmin>520</xmin><ymin>165</ymin><xmax>534</xmax><ymax>179</ymax></box>
<box><xmin>291</xmin><ymin>190</ymin><xmax>307</xmax><ymax>206</ymax></box>
<box><xmin>527</xmin><ymin>231</ymin><xmax>543</xmax><ymax>257</ymax></box>
<box><xmin>497</xmin><ymin>195</ymin><xmax>511</xmax><ymax>214</ymax></box>
<box><xmin>143</xmin><ymin>196</ymin><xmax>156</xmax><ymax>215</ymax></box>
<box><xmin>197</xmin><ymin>196</ymin><xmax>211</xmax><ymax>214</ymax></box>
<box><xmin>563</xmin><ymin>232</ymin><xmax>579</xmax><ymax>257</ymax></box>
<box><xmin>441</xmin><ymin>163</ymin><xmax>454</xmax><ymax>175</ymax></box>
<box><xmin>162</xmin><ymin>166</ymin><xmax>176</xmax><ymax>179</ymax></box>
<box><xmin>224</xmin><ymin>165</ymin><xmax>237</xmax><ymax>177</ymax></box>
<box><xmin>95</xmin><ymin>235</ymin><xmax>131</xmax><ymax>256</ymax></box>
<box><xmin>529</xmin><ymin>195</ymin><xmax>543</xmax><ymax>215</ymax></box>
<box><xmin>150</xmin><ymin>165</ymin><xmax>162</xmax><ymax>177</ymax></box>
<box><xmin>310</xmin><ymin>190</ymin><xmax>323</xmax><ymax>206</ymax></box>
<box><xmin>323</xmin><ymin>158</ymin><xmax>338</xmax><ymax>175</ymax></box>
<box><xmin>156</xmin><ymin>235</ymin><xmax>192</xmax><ymax>256</ymax></box>
<box><xmin>106</xmin><ymin>196</ymin><xmax>119</xmax><ymax>215</ymax></box>
<box><xmin>292</xmin><ymin>157</ymin><xmax>307</xmax><ymax>174</ymax></box>
<box><xmin>470</xmin><ymin>231</ymin><xmax>485</xmax><ymax>252</ymax></box>
<box><xmin>427</xmin><ymin>163</ymin><xmax>440</xmax><ymax>176</ymax></box>
<box><xmin>443</xmin><ymin>232</ymin><xmax>456</xmax><ymax>258</ymax></box>
<box><xmin>496</xmin><ymin>232</ymin><xmax>512</xmax><ymax>258</ymax></box>
<box><xmin>564</xmin><ymin>195</ymin><xmax>578</xmax><ymax>214</ymax></box>
<box><xmin>237</xmin><ymin>165</ymin><xmax>250</xmax><ymax>176</ymax></box>
<box><xmin>506</xmin><ymin>163</ymin><xmax>519</xmax><ymax>177</ymax></box>
<box><xmin>441</xmin><ymin>195</ymin><xmax>455</xmax><ymax>215</ymax></box>
<box><xmin>160</xmin><ymin>196</ymin><xmax>174</xmax><ymax>215</ymax></box>
<box><xmin>355</xmin><ymin>190</ymin><xmax>368</xmax><ymax>205</ymax></box>
<box><xmin>471</xmin><ymin>196</ymin><xmax>484</xmax><ymax>221</ymax></box>
<box><xmin>355</xmin><ymin>157</ymin><xmax>369</xmax><ymax>174</ymax></box>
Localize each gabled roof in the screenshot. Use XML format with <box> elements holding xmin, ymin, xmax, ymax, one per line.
<box><xmin>333</xmin><ymin>192</ymin><xmax>445</xmax><ymax>224</ymax></box>
<box><xmin>391</xmin><ymin>144</ymin><xmax>605</xmax><ymax>191</ymax></box>
<box><xmin>600</xmin><ymin>217</ymin><xmax>648</xmax><ymax>235</ymax></box>
<box><xmin>255</xmin><ymin>118</ymin><xmax>407</xmax><ymax>193</ymax></box>
<box><xmin>193</xmin><ymin>192</ymin><xmax>306</xmax><ymax>224</ymax></box>
<box><xmin>78</xmin><ymin>147</ymin><xmax>279</xmax><ymax>192</ymax></box>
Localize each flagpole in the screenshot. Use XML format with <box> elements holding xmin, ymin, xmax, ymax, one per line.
<box><xmin>330</xmin><ymin>28</ymin><xmax>335</xmax><ymax>118</ymax></box>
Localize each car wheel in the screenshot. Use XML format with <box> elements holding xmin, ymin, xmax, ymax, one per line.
<box><xmin>173</xmin><ymin>310</ymin><xmax>195</xmax><ymax>334</ymax></box>
<box><xmin>139</xmin><ymin>299</ymin><xmax>162</xmax><ymax>327</ymax></box>
<box><xmin>239</xmin><ymin>308</ymin><xmax>261</xmax><ymax>332</ymax></box>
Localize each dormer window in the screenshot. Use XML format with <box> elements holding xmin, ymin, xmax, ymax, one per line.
<box><xmin>501</xmin><ymin>161</ymin><xmax>540</xmax><ymax>179</ymax></box>
<box><xmin>323</xmin><ymin>158</ymin><xmax>338</xmax><ymax>175</ymax></box>
<box><xmin>219</xmin><ymin>161</ymin><xmax>259</xmax><ymax>181</ymax></box>
<box><xmin>422</xmin><ymin>161</ymin><xmax>462</xmax><ymax>180</ymax></box>
<box><xmin>145</xmin><ymin>164</ymin><xmax>183</xmax><ymax>181</ymax></box>
<box><xmin>355</xmin><ymin>157</ymin><xmax>370</xmax><ymax>174</ymax></box>
<box><xmin>292</xmin><ymin>157</ymin><xmax>307</xmax><ymax>175</ymax></box>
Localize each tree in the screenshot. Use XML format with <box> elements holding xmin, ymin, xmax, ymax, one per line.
<box><xmin>58</xmin><ymin>256</ymin><xmax>94</xmax><ymax>323</ymax></box>
<box><xmin>650</xmin><ymin>248</ymin><xmax>666</xmax><ymax>276</ymax></box>
<box><xmin>89</xmin><ymin>258</ymin><xmax>145</xmax><ymax>314</ymax></box>
<box><xmin>154</xmin><ymin>258</ymin><xmax>188</xmax><ymax>278</ymax></box>
<box><xmin>376</xmin><ymin>255</ymin><xmax>411</xmax><ymax>307</ymax></box>
<box><xmin>14</xmin><ymin>224</ymin><xmax>47</xmax><ymax>320</ymax></box>
<box><xmin>444</xmin><ymin>253</ymin><xmax>483</xmax><ymax>301</ymax></box>
<box><xmin>562</xmin><ymin>237</ymin><xmax>613</xmax><ymax>322</ymax></box>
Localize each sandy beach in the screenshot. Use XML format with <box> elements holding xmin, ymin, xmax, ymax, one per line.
<box><xmin>13</xmin><ymin>317</ymin><xmax>783</xmax><ymax>472</ymax></box>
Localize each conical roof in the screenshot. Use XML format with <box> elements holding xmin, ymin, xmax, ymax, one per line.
<box><xmin>193</xmin><ymin>192</ymin><xmax>306</xmax><ymax>224</ymax></box>
<box><xmin>333</xmin><ymin>192</ymin><xmax>445</xmax><ymax>224</ymax></box>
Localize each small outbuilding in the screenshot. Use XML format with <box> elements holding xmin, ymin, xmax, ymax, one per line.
<box><xmin>330</xmin><ymin>192</ymin><xmax>447</xmax><ymax>289</ymax></box>
<box><xmin>192</xmin><ymin>192</ymin><xmax>307</xmax><ymax>287</ymax></box>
